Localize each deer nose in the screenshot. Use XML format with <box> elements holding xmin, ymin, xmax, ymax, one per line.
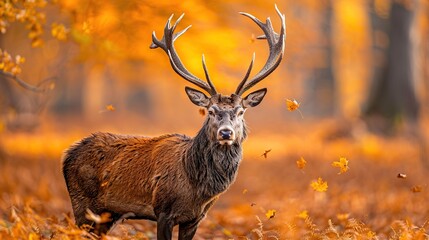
<box><xmin>219</xmin><ymin>129</ymin><xmax>233</xmax><ymax>140</ymax></box>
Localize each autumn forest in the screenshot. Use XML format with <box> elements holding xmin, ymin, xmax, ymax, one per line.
<box><xmin>1</xmin><ymin>0</ymin><xmax>429</xmax><ymax>239</ymax></box>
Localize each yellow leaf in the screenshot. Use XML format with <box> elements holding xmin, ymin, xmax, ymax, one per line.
<box><xmin>242</xmin><ymin>189</ymin><xmax>248</xmax><ymax>194</ymax></box>
<box><xmin>367</xmin><ymin>230</ymin><xmax>376</xmax><ymax>238</ymax></box>
<box><xmin>106</xmin><ymin>104</ymin><xmax>115</xmax><ymax>111</ymax></box>
<box><xmin>310</xmin><ymin>177</ymin><xmax>328</xmax><ymax>192</ymax></box>
<box><xmin>297</xmin><ymin>210</ymin><xmax>308</xmax><ymax>219</ymax></box>
<box><xmin>286</xmin><ymin>99</ymin><xmax>304</xmax><ymax>118</ymax></box>
<box><xmin>286</xmin><ymin>99</ymin><xmax>300</xmax><ymax>111</ymax></box>
<box><xmin>336</xmin><ymin>213</ymin><xmax>350</xmax><ymax>221</ymax></box>
<box><xmin>222</xmin><ymin>228</ymin><xmax>233</xmax><ymax>237</ymax></box>
<box><xmin>265</xmin><ymin>209</ymin><xmax>276</xmax><ymax>219</ymax></box>
<box><xmin>51</xmin><ymin>23</ymin><xmax>68</xmax><ymax>41</ymax></box>
<box><xmin>296</xmin><ymin>157</ymin><xmax>307</xmax><ymax>170</ymax></box>
<box><xmin>15</xmin><ymin>55</ymin><xmax>25</xmax><ymax>64</ymax></box>
<box><xmin>29</xmin><ymin>232</ymin><xmax>40</xmax><ymax>240</ymax></box>
<box><xmin>11</xmin><ymin>66</ymin><xmax>21</xmax><ymax>75</ymax></box>
<box><xmin>332</xmin><ymin>157</ymin><xmax>349</xmax><ymax>174</ymax></box>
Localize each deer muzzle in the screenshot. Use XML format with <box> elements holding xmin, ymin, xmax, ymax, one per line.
<box><xmin>217</xmin><ymin>126</ymin><xmax>235</xmax><ymax>145</ymax></box>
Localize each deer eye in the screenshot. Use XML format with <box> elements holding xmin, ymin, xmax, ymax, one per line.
<box><xmin>208</xmin><ymin>109</ymin><xmax>215</xmax><ymax>116</ymax></box>
<box><xmin>237</xmin><ymin>110</ymin><xmax>244</xmax><ymax>116</ymax></box>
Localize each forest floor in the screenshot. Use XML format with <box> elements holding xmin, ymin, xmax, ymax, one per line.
<box><xmin>0</xmin><ymin>118</ymin><xmax>428</xmax><ymax>239</ymax></box>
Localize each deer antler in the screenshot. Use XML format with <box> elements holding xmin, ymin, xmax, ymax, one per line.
<box><xmin>235</xmin><ymin>5</ymin><xmax>286</xmax><ymax>96</ymax></box>
<box><xmin>150</xmin><ymin>14</ymin><xmax>218</xmax><ymax>96</ymax></box>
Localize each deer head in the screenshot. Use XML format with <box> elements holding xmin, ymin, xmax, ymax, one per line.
<box><xmin>150</xmin><ymin>5</ymin><xmax>286</xmax><ymax>146</ymax></box>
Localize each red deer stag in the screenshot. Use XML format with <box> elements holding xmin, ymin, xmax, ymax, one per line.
<box><xmin>62</xmin><ymin>5</ymin><xmax>285</xmax><ymax>239</ymax></box>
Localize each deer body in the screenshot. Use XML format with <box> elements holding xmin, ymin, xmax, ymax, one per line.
<box><xmin>63</xmin><ymin>6</ymin><xmax>285</xmax><ymax>239</ymax></box>
<box><xmin>63</xmin><ymin>127</ymin><xmax>242</xmax><ymax>237</ymax></box>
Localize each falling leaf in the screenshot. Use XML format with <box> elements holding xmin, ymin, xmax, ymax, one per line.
<box><xmin>250</xmin><ymin>203</ymin><xmax>256</xmax><ymax>207</ymax></box>
<box><xmin>332</xmin><ymin>157</ymin><xmax>349</xmax><ymax>174</ymax></box>
<box><xmin>106</xmin><ymin>104</ymin><xmax>115</xmax><ymax>111</ymax></box>
<box><xmin>296</xmin><ymin>157</ymin><xmax>307</xmax><ymax>170</ymax></box>
<box><xmin>411</xmin><ymin>185</ymin><xmax>422</xmax><ymax>193</ymax></box>
<box><xmin>198</xmin><ymin>108</ymin><xmax>205</xmax><ymax>116</ymax></box>
<box><xmin>261</xmin><ymin>149</ymin><xmax>271</xmax><ymax>159</ymax></box>
<box><xmin>397</xmin><ymin>173</ymin><xmax>407</xmax><ymax>179</ymax></box>
<box><xmin>311</xmin><ymin>177</ymin><xmax>328</xmax><ymax>192</ymax></box>
<box><xmin>242</xmin><ymin>189</ymin><xmax>248</xmax><ymax>194</ymax></box>
<box><xmin>265</xmin><ymin>209</ymin><xmax>276</xmax><ymax>219</ymax></box>
<box><xmin>286</xmin><ymin>99</ymin><xmax>304</xmax><ymax>118</ymax></box>
<box><xmin>297</xmin><ymin>210</ymin><xmax>308</xmax><ymax>219</ymax></box>
<box><xmin>286</xmin><ymin>99</ymin><xmax>300</xmax><ymax>111</ymax></box>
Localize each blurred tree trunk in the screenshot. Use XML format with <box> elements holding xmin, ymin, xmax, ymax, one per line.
<box><xmin>305</xmin><ymin>0</ymin><xmax>336</xmax><ymax>117</ymax></box>
<box><xmin>364</xmin><ymin>1</ymin><xmax>418</xmax><ymax>134</ymax></box>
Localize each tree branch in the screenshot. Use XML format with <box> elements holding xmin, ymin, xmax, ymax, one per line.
<box><xmin>0</xmin><ymin>71</ymin><xmax>56</xmax><ymax>93</ymax></box>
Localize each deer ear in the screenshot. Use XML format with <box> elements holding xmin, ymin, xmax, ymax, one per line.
<box><xmin>242</xmin><ymin>88</ymin><xmax>267</xmax><ymax>108</ymax></box>
<box><xmin>185</xmin><ymin>87</ymin><xmax>210</xmax><ymax>107</ymax></box>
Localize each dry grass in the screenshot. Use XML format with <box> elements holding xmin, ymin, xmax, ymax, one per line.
<box><xmin>0</xmin><ymin>119</ymin><xmax>428</xmax><ymax>239</ymax></box>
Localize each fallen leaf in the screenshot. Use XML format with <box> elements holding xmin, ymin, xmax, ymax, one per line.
<box><xmin>297</xmin><ymin>210</ymin><xmax>308</xmax><ymax>219</ymax></box>
<box><xmin>198</xmin><ymin>108</ymin><xmax>205</xmax><ymax>116</ymax></box>
<box><xmin>336</xmin><ymin>213</ymin><xmax>350</xmax><ymax>221</ymax></box>
<box><xmin>367</xmin><ymin>231</ymin><xmax>376</xmax><ymax>238</ymax></box>
<box><xmin>85</xmin><ymin>209</ymin><xmax>111</xmax><ymax>224</ymax></box>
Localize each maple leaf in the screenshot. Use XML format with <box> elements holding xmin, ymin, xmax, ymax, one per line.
<box><xmin>310</xmin><ymin>177</ymin><xmax>328</xmax><ymax>192</ymax></box>
<box><xmin>296</xmin><ymin>157</ymin><xmax>307</xmax><ymax>170</ymax></box>
<box><xmin>332</xmin><ymin>157</ymin><xmax>349</xmax><ymax>174</ymax></box>
<box><xmin>286</xmin><ymin>99</ymin><xmax>304</xmax><ymax>118</ymax></box>
<box><xmin>286</xmin><ymin>99</ymin><xmax>300</xmax><ymax>111</ymax></box>
<box><xmin>261</xmin><ymin>149</ymin><xmax>271</xmax><ymax>159</ymax></box>
<box><xmin>265</xmin><ymin>209</ymin><xmax>276</xmax><ymax>219</ymax></box>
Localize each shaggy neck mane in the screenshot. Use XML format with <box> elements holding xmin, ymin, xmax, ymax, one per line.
<box><xmin>184</xmin><ymin>119</ymin><xmax>247</xmax><ymax>198</ymax></box>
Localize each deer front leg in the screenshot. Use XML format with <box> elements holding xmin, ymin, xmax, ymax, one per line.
<box><xmin>178</xmin><ymin>218</ymin><xmax>201</xmax><ymax>240</ymax></box>
<box><xmin>157</xmin><ymin>212</ymin><xmax>174</xmax><ymax>240</ymax></box>
<box><xmin>178</xmin><ymin>197</ymin><xmax>218</xmax><ymax>240</ymax></box>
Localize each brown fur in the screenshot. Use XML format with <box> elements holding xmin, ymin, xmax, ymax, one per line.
<box><xmin>62</xmin><ymin>91</ymin><xmax>267</xmax><ymax>239</ymax></box>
